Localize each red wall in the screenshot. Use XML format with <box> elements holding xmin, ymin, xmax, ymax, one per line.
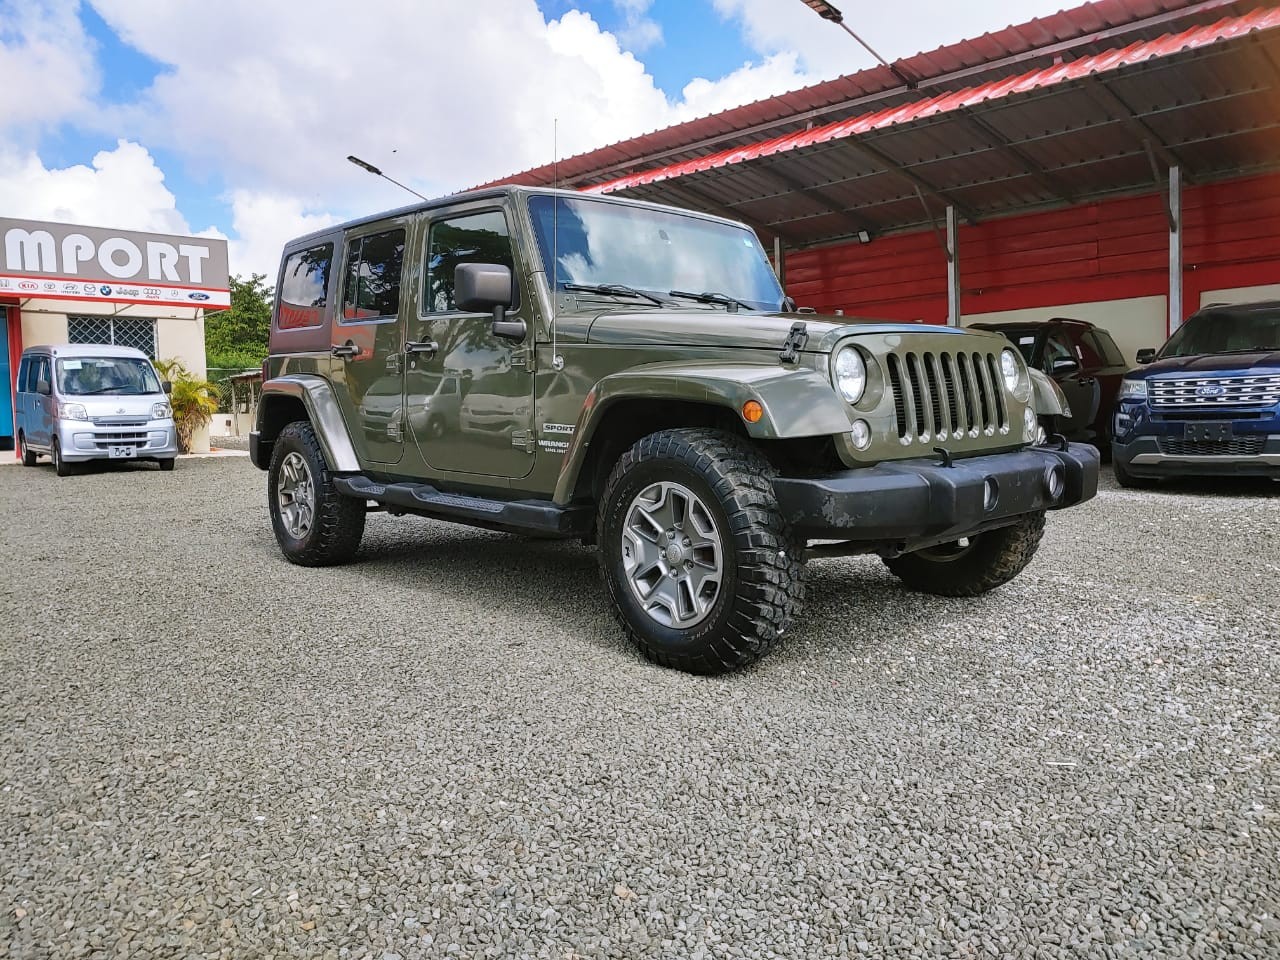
<box><xmin>785</xmin><ymin>172</ymin><xmax>1280</xmax><ymax>329</ymax></box>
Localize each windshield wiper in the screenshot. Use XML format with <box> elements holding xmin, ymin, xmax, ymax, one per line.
<box><xmin>81</xmin><ymin>386</ymin><xmax>130</xmax><ymax>395</ymax></box>
<box><xmin>668</xmin><ymin>290</ymin><xmax>753</xmax><ymax>313</ymax></box>
<box><xmin>562</xmin><ymin>282</ymin><xmax>665</xmax><ymax>306</ymax></box>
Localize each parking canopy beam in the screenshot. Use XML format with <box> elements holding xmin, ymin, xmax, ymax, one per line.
<box><xmin>1169</xmin><ymin>165</ymin><xmax>1183</xmax><ymax>334</ymax></box>
<box><xmin>946</xmin><ymin>205</ymin><xmax>960</xmax><ymax>326</ymax></box>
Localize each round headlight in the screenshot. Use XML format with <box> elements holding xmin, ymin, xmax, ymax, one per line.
<box><xmin>833</xmin><ymin>347</ymin><xmax>866</xmax><ymax>404</ymax></box>
<box><xmin>1000</xmin><ymin>349</ymin><xmax>1021</xmax><ymax>391</ymax></box>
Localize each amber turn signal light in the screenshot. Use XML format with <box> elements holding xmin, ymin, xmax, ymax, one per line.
<box><xmin>741</xmin><ymin>400</ymin><xmax>764</xmax><ymax>423</ymax></box>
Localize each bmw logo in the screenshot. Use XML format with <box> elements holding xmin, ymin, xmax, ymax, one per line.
<box><xmin>1195</xmin><ymin>383</ymin><xmax>1225</xmax><ymax>397</ymax></box>
<box><xmin>99</xmin><ymin>284</ymin><xmax>112</xmax><ymax>295</ymax></box>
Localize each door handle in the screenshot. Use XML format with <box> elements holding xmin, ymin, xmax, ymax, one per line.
<box><xmin>331</xmin><ymin>342</ymin><xmax>359</xmax><ymax>359</ymax></box>
<box><xmin>405</xmin><ymin>340</ymin><xmax>439</xmax><ymax>358</ymax></box>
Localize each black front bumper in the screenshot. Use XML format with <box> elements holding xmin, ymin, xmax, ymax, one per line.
<box><xmin>773</xmin><ymin>443</ymin><xmax>1099</xmax><ymax>544</ymax></box>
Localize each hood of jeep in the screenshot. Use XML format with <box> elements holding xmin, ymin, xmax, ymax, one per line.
<box><xmin>586</xmin><ymin>309</ymin><xmax>992</xmax><ymax>352</ymax></box>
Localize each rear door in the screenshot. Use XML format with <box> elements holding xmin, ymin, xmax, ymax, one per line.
<box><xmin>31</xmin><ymin>356</ymin><xmax>53</xmax><ymax>448</ymax></box>
<box><xmin>330</xmin><ymin>223</ymin><xmax>409</xmax><ymax>465</ymax></box>
<box><xmin>1042</xmin><ymin>325</ymin><xmax>1095</xmax><ymax>436</ymax></box>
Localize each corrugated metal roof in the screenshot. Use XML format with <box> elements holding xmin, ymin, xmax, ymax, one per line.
<box><xmin>481</xmin><ymin>0</ymin><xmax>1261</xmax><ymax>191</ymax></box>
<box><xmin>585</xmin><ymin>8</ymin><xmax>1280</xmax><ymax>197</ymax></box>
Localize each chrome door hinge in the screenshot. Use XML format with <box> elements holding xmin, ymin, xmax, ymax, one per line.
<box><xmin>386</xmin><ymin>352</ymin><xmax>404</xmax><ymax>375</ymax></box>
<box><xmin>510</xmin><ymin>430</ymin><xmax>535</xmax><ymax>453</ymax></box>
<box><xmin>387</xmin><ymin>408</ymin><xmax>404</xmax><ymax>442</ymax></box>
<box><xmin>510</xmin><ymin>351</ymin><xmax>532</xmax><ymax>370</ymax></box>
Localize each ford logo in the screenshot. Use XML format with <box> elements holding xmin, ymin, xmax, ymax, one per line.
<box><xmin>1195</xmin><ymin>383</ymin><xmax>1225</xmax><ymax>397</ymax></box>
<box><xmin>188</xmin><ymin>291</ymin><xmax>210</xmax><ymax>301</ymax></box>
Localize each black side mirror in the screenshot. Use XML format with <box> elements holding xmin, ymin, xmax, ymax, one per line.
<box><xmin>455</xmin><ymin>262</ymin><xmax>525</xmax><ymax>342</ymax></box>
<box><xmin>162</xmin><ymin>380</ymin><xmax>173</xmax><ymax>395</ymax></box>
<box><xmin>1050</xmin><ymin>357</ymin><xmax>1081</xmax><ymax>375</ymax></box>
<box><xmin>35</xmin><ymin>379</ymin><xmax>51</xmax><ymax>396</ymax></box>
<box><xmin>1136</xmin><ymin>348</ymin><xmax>1157</xmax><ymax>364</ymax></box>
<box><xmin>781</xmin><ymin>296</ymin><xmax>797</xmax><ymax>313</ymax></box>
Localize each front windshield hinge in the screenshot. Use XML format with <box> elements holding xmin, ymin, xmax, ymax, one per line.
<box><xmin>779</xmin><ymin>321</ymin><xmax>809</xmax><ymax>363</ymax></box>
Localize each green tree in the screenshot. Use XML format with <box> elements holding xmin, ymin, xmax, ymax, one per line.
<box><xmin>205</xmin><ymin>273</ymin><xmax>272</xmax><ymax>371</ymax></box>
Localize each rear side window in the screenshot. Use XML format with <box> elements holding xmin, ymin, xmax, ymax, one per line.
<box><xmin>424</xmin><ymin>211</ymin><xmax>516</xmax><ymax>313</ymax></box>
<box><xmin>277</xmin><ymin>243</ymin><xmax>333</xmax><ymax>329</ymax></box>
<box><xmin>1088</xmin><ymin>330</ymin><xmax>1127</xmax><ymax>366</ymax></box>
<box><xmin>343</xmin><ymin>229</ymin><xmax>405</xmax><ymax>322</ymax></box>
<box><xmin>17</xmin><ymin>358</ymin><xmax>30</xmax><ymax>392</ymax></box>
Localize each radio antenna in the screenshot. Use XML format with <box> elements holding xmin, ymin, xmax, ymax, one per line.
<box><xmin>551</xmin><ymin>117</ymin><xmax>563</xmax><ymax>370</ymax></box>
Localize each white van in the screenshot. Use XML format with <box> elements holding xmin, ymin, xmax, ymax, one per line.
<box><xmin>15</xmin><ymin>344</ymin><xmax>178</xmax><ymax>475</ymax></box>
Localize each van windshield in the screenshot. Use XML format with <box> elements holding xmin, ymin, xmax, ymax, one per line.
<box><xmin>56</xmin><ymin>357</ymin><xmax>162</xmax><ymax>396</ymax></box>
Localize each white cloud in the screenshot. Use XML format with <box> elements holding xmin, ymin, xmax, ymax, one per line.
<box><xmin>223</xmin><ymin>190</ymin><xmax>340</xmax><ymax>281</ymax></box>
<box><xmin>0</xmin><ymin>0</ymin><xmax>99</xmax><ymax>136</ymax></box>
<box><xmin>612</xmin><ymin>0</ymin><xmax>662</xmax><ymax>53</ymax></box>
<box><xmin>0</xmin><ymin>140</ymin><xmax>195</xmax><ymax>235</ymax></box>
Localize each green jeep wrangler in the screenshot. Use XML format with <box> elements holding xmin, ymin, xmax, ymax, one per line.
<box><xmin>251</xmin><ymin>187</ymin><xmax>1097</xmax><ymax>673</ymax></box>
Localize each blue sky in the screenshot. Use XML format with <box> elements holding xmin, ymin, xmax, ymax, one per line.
<box><xmin>0</xmin><ymin>0</ymin><xmax>1070</xmax><ymax>278</ymax></box>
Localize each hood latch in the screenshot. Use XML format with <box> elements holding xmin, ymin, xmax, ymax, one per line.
<box><xmin>779</xmin><ymin>321</ymin><xmax>809</xmax><ymax>363</ymax></box>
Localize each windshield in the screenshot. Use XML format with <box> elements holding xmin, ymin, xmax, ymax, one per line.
<box><xmin>528</xmin><ymin>195</ymin><xmax>785</xmax><ymax>311</ymax></box>
<box><xmin>1159</xmin><ymin>309</ymin><xmax>1280</xmax><ymax>358</ymax></box>
<box><xmin>56</xmin><ymin>357</ymin><xmax>162</xmax><ymax>396</ymax></box>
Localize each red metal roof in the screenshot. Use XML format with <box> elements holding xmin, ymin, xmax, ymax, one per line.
<box><xmin>482</xmin><ymin>0</ymin><xmax>1259</xmax><ymax>191</ymax></box>
<box><xmin>585</xmin><ymin>7</ymin><xmax>1280</xmax><ymax>196</ymax></box>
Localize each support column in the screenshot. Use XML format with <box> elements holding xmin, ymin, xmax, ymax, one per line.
<box><xmin>773</xmin><ymin>236</ymin><xmax>785</xmax><ymax>289</ymax></box>
<box><xmin>1168</xmin><ymin>165</ymin><xmax>1183</xmax><ymax>334</ymax></box>
<box><xmin>946</xmin><ymin>205</ymin><xmax>960</xmax><ymax>326</ymax></box>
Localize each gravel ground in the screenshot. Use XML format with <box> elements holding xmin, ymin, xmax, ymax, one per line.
<box><xmin>1</xmin><ymin>457</ymin><xmax>1277</xmax><ymax>959</ymax></box>
<box><xmin>209</xmin><ymin>435</ymin><xmax>250</xmax><ymax>452</ymax></box>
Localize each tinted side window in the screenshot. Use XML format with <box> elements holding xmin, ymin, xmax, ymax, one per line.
<box><xmin>342</xmin><ymin>229</ymin><xmax>405</xmax><ymax>322</ymax></box>
<box><xmin>35</xmin><ymin>357</ymin><xmax>50</xmax><ymax>389</ymax></box>
<box><xmin>278</xmin><ymin>243</ymin><xmax>333</xmax><ymax>329</ymax></box>
<box><xmin>1074</xmin><ymin>330</ymin><xmax>1103</xmax><ymax>368</ymax></box>
<box><xmin>17</xmin><ymin>358</ymin><xmax>30</xmax><ymax>392</ymax></box>
<box><xmin>1043</xmin><ymin>332</ymin><xmax>1075</xmax><ymax>371</ymax></box>
<box><xmin>1090</xmin><ymin>330</ymin><xmax>1127</xmax><ymax>366</ymax></box>
<box><xmin>424</xmin><ymin>211</ymin><xmax>516</xmax><ymax>313</ymax></box>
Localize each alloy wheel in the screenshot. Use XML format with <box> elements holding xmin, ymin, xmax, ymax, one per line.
<box><xmin>277</xmin><ymin>451</ymin><xmax>316</xmax><ymax>539</ymax></box>
<box><xmin>621</xmin><ymin>480</ymin><xmax>723</xmax><ymax>628</ymax></box>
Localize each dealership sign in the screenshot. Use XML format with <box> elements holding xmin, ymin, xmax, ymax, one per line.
<box><xmin>0</xmin><ymin>217</ymin><xmax>230</xmax><ymax>309</ymax></box>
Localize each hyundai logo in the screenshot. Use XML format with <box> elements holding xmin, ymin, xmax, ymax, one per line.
<box><xmin>1195</xmin><ymin>383</ymin><xmax>1225</xmax><ymax>397</ymax></box>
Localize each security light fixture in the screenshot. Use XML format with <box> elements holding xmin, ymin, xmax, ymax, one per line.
<box><xmin>857</xmin><ymin>229</ymin><xmax>872</xmax><ymax>244</ymax></box>
<box><xmin>347</xmin><ymin>154</ymin><xmax>428</xmax><ymax>201</ymax></box>
<box><xmin>795</xmin><ymin>0</ymin><xmax>916</xmax><ymax>88</ymax></box>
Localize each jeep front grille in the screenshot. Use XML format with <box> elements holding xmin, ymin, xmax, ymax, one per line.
<box><xmin>1149</xmin><ymin>375</ymin><xmax>1280</xmax><ymax>407</ymax></box>
<box><xmin>1158</xmin><ymin>436</ymin><xmax>1265</xmax><ymax>456</ymax></box>
<box><xmin>886</xmin><ymin>350</ymin><xmax>1008</xmax><ymax>444</ymax></box>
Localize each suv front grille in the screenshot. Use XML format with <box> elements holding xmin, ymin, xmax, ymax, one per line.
<box><xmin>1150</xmin><ymin>375</ymin><xmax>1280</xmax><ymax>407</ymax></box>
<box><xmin>886</xmin><ymin>350</ymin><xmax>1008</xmax><ymax>444</ymax></box>
<box><xmin>1158</xmin><ymin>436</ymin><xmax>1265</xmax><ymax>456</ymax></box>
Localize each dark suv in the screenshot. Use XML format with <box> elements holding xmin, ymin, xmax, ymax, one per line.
<box><xmin>1112</xmin><ymin>300</ymin><xmax>1280</xmax><ymax>486</ymax></box>
<box><xmin>971</xmin><ymin>319</ymin><xmax>1128</xmax><ymax>448</ymax></box>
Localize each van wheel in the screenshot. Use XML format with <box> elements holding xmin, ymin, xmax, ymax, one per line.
<box><xmin>18</xmin><ymin>433</ymin><xmax>36</xmax><ymax>467</ymax></box>
<box><xmin>51</xmin><ymin>437</ymin><xmax>72</xmax><ymax>477</ymax></box>
<box><xmin>597</xmin><ymin>428</ymin><xmax>806</xmax><ymax>674</ymax></box>
<box><xmin>268</xmin><ymin>420</ymin><xmax>365</xmax><ymax>566</ymax></box>
<box><xmin>158</xmin><ymin>458</ymin><xmax>176</xmax><ymax>472</ymax></box>
<box><xmin>882</xmin><ymin>512</ymin><xmax>1045</xmax><ymax>597</ymax></box>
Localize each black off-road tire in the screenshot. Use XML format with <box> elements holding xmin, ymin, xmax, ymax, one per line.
<box><xmin>597</xmin><ymin>428</ymin><xmax>806</xmax><ymax>674</ymax></box>
<box><xmin>18</xmin><ymin>433</ymin><xmax>36</xmax><ymax>467</ymax></box>
<box><xmin>1112</xmin><ymin>456</ymin><xmax>1154</xmax><ymax>489</ymax></box>
<box><xmin>51</xmin><ymin>437</ymin><xmax>72</xmax><ymax>477</ymax></box>
<box><xmin>882</xmin><ymin>512</ymin><xmax>1046</xmax><ymax>597</ymax></box>
<box><xmin>268</xmin><ymin>420</ymin><xmax>365</xmax><ymax>566</ymax></box>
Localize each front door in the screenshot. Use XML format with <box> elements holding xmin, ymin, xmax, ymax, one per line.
<box><xmin>1041</xmin><ymin>326</ymin><xmax>1095</xmax><ymax>436</ymax></box>
<box><xmin>29</xmin><ymin>355</ymin><xmax>53</xmax><ymax>449</ymax></box>
<box><xmin>406</xmin><ymin>208</ymin><xmax>534</xmax><ymax>479</ymax></box>
<box><xmin>330</xmin><ymin>224</ymin><xmax>407</xmax><ymax>465</ymax></box>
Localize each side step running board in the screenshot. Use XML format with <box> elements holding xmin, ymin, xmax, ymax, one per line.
<box><xmin>334</xmin><ymin>474</ymin><xmax>592</xmax><ymax>537</ymax></box>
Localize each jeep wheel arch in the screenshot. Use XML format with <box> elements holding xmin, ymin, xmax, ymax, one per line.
<box><xmin>256</xmin><ymin>375</ymin><xmax>361</xmax><ymax>472</ymax></box>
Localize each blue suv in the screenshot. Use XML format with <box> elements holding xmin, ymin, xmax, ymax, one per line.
<box><xmin>1112</xmin><ymin>300</ymin><xmax>1280</xmax><ymax>486</ymax></box>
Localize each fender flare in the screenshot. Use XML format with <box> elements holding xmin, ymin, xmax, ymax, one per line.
<box><xmin>553</xmin><ymin>361</ymin><xmax>853</xmax><ymax>503</ymax></box>
<box><xmin>257</xmin><ymin>374</ymin><xmax>360</xmax><ymax>472</ymax></box>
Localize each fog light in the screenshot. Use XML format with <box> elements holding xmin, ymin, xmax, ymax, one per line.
<box><xmin>1022</xmin><ymin>407</ymin><xmax>1037</xmax><ymax>442</ymax></box>
<box><xmin>850</xmin><ymin>419</ymin><xmax>872</xmax><ymax>450</ymax></box>
<box><xmin>983</xmin><ymin>477</ymin><xmax>999</xmax><ymax>512</ymax></box>
<box><xmin>1045</xmin><ymin>465</ymin><xmax>1065</xmax><ymax>500</ymax></box>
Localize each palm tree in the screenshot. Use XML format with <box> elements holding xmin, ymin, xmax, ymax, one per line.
<box><xmin>154</xmin><ymin>358</ymin><xmax>221</xmax><ymax>453</ymax></box>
